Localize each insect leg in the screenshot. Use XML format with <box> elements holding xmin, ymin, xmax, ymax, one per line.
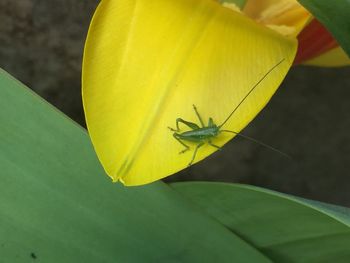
<box><xmin>168</xmin><ymin>118</ymin><xmax>200</xmax><ymax>132</ymax></box>
<box><xmin>188</xmin><ymin>142</ymin><xmax>205</xmax><ymax>166</ymax></box>
<box><xmin>208</xmin><ymin>140</ymin><xmax>221</xmax><ymax>150</ymax></box>
<box><xmin>173</xmin><ymin>133</ymin><xmax>190</xmax><ymax>154</ymax></box>
<box><xmin>177</xmin><ymin>118</ymin><xmax>200</xmax><ymax>131</ymax></box>
<box><xmin>193</xmin><ymin>105</ymin><xmax>205</xmax><ymax>127</ymax></box>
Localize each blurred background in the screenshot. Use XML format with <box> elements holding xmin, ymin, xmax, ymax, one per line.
<box><xmin>1</xmin><ymin>0</ymin><xmax>349</xmax><ymax>206</ymax></box>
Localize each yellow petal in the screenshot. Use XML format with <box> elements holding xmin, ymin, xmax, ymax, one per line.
<box><xmin>83</xmin><ymin>0</ymin><xmax>297</xmax><ymax>186</ymax></box>
<box><xmin>304</xmin><ymin>46</ymin><xmax>350</xmax><ymax>67</ymax></box>
<box><xmin>222</xmin><ymin>3</ymin><xmax>243</xmax><ymax>13</ymax></box>
<box><xmin>244</xmin><ymin>0</ymin><xmax>311</xmax><ymax>36</ymax></box>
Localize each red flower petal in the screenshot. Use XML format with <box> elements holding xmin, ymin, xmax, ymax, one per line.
<box><xmin>294</xmin><ymin>19</ymin><xmax>338</xmax><ymax>65</ymax></box>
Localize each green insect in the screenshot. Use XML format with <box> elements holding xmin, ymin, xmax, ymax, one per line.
<box><xmin>169</xmin><ymin>59</ymin><xmax>287</xmax><ymax>166</ymax></box>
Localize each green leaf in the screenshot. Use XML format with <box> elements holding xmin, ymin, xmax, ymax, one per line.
<box><xmin>171</xmin><ymin>182</ymin><xmax>350</xmax><ymax>262</ymax></box>
<box><xmin>298</xmin><ymin>0</ymin><xmax>350</xmax><ymax>57</ymax></box>
<box><xmin>0</xmin><ymin>69</ymin><xmax>271</xmax><ymax>262</ymax></box>
<box><xmin>1</xmin><ymin>68</ymin><xmax>350</xmax><ymax>262</ymax></box>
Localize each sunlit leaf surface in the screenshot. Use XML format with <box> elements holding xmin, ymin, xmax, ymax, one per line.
<box><xmin>172</xmin><ymin>182</ymin><xmax>350</xmax><ymax>262</ymax></box>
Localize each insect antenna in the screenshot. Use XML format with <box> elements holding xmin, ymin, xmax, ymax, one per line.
<box><xmin>219</xmin><ymin>58</ymin><xmax>285</xmax><ymax>128</ymax></box>
<box><xmin>220</xmin><ymin>130</ymin><xmax>291</xmax><ymax>159</ymax></box>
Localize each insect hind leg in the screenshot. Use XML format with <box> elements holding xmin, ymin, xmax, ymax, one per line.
<box><xmin>168</xmin><ymin>118</ymin><xmax>200</xmax><ymax>132</ymax></box>
<box><xmin>173</xmin><ymin>133</ymin><xmax>190</xmax><ymax>154</ymax></box>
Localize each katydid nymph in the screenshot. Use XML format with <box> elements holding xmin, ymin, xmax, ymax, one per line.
<box><xmin>168</xmin><ymin>59</ymin><xmax>289</xmax><ymax>166</ymax></box>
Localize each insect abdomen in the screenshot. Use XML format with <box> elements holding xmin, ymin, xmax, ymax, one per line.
<box><xmin>177</xmin><ymin>127</ymin><xmax>219</xmax><ymax>142</ymax></box>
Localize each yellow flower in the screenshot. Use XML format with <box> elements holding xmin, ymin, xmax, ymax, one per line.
<box><xmin>81</xmin><ymin>0</ymin><xmax>344</xmax><ymax>186</ymax></box>
<box><xmin>240</xmin><ymin>0</ymin><xmax>350</xmax><ymax>66</ymax></box>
